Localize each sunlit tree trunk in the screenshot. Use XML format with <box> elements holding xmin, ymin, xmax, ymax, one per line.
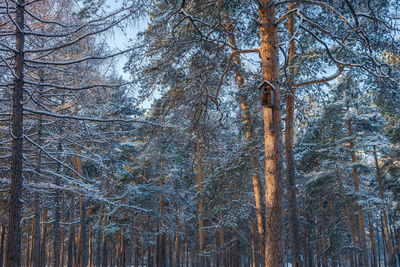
<box><xmin>258</xmin><ymin>1</ymin><xmax>284</xmax><ymax>266</ymax></box>
<box><xmin>195</xmin><ymin>127</ymin><xmax>205</xmax><ymax>265</ymax></box>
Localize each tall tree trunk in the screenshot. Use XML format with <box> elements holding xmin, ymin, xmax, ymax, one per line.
<box><xmin>347</xmin><ymin>119</ymin><xmax>369</xmax><ymax>267</ymax></box>
<box><xmin>25</xmin><ymin>222</ymin><xmax>30</xmax><ymax>267</ymax></box>
<box><xmin>6</xmin><ymin>0</ymin><xmax>25</xmax><ymax>265</ymax></box>
<box><xmin>226</xmin><ymin>16</ymin><xmax>266</xmax><ymax>263</ymax></box>
<box><xmin>40</xmin><ymin>207</ymin><xmax>48</xmax><ymax>266</ymax></box>
<box><xmin>0</xmin><ymin>225</ymin><xmax>4</xmax><ymax>267</ymax></box>
<box><xmin>285</xmin><ymin>3</ymin><xmax>300</xmax><ymax>267</ymax></box>
<box><xmin>195</xmin><ymin>127</ymin><xmax>205</xmax><ymax>265</ymax></box>
<box><xmin>258</xmin><ymin>1</ymin><xmax>284</xmax><ymax>266</ymax></box>
<box><xmin>381</xmin><ymin>216</ymin><xmax>388</xmax><ymax>267</ymax></box>
<box><xmin>60</xmin><ymin>215</ymin><xmax>65</xmax><ymax>267</ymax></box>
<box><xmin>67</xmin><ymin>194</ymin><xmax>76</xmax><ymax>267</ymax></box>
<box><xmin>75</xmin><ymin>145</ymin><xmax>88</xmax><ymax>267</ymax></box>
<box><xmin>373</xmin><ymin>146</ymin><xmax>393</xmax><ymax>267</ymax></box>
<box><xmin>184</xmin><ymin>220</ymin><xmax>188</xmax><ymax>267</ymax></box>
<box><xmin>31</xmin><ymin>193</ymin><xmax>41</xmax><ymax>267</ymax></box>
<box><xmin>53</xmin><ymin>174</ymin><xmax>61</xmax><ymax>267</ymax></box>
<box><xmin>320</xmin><ymin>195</ymin><xmax>327</xmax><ymax>267</ymax></box>
<box><xmin>95</xmin><ymin>205</ymin><xmax>103</xmax><ymax>267</ymax></box>
<box><xmin>368</xmin><ymin>212</ymin><xmax>378</xmax><ymax>267</ymax></box>
<box><xmin>174</xmin><ymin>209</ymin><xmax>180</xmax><ymax>267</ymax></box>
<box><xmin>251</xmin><ymin>221</ymin><xmax>257</xmax><ymax>267</ymax></box>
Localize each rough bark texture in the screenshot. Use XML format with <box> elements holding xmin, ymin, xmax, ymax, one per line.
<box><xmin>285</xmin><ymin>3</ymin><xmax>300</xmax><ymax>267</ymax></box>
<box><xmin>258</xmin><ymin>1</ymin><xmax>284</xmax><ymax>266</ymax></box>
<box><xmin>6</xmin><ymin>0</ymin><xmax>25</xmax><ymax>265</ymax></box>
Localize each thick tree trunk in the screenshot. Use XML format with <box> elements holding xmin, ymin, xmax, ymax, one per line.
<box><xmin>258</xmin><ymin>1</ymin><xmax>284</xmax><ymax>266</ymax></box>
<box><xmin>285</xmin><ymin>3</ymin><xmax>300</xmax><ymax>267</ymax></box>
<box><xmin>6</xmin><ymin>0</ymin><xmax>25</xmax><ymax>265</ymax></box>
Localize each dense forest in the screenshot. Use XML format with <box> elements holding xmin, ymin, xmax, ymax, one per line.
<box><xmin>0</xmin><ymin>0</ymin><xmax>400</xmax><ymax>267</ymax></box>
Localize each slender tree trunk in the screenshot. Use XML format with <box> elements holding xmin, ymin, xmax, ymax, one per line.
<box><xmin>369</xmin><ymin>212</ymin><xmax>378</xmax><ymax>267</ymax></box>
<box><xmin>258</xmin><ymin>1</ymin><xmax>284</xmax><ymax>266</ymax></box>
<box><xmin>6</xmin><ymin>0</ymin><xmax>25</xmax><ymax>265</ymax></box>
<box><xmin>218</xmin><ymin>218</ymin><xmax>226</xmax><ymax>267</ymax></box>
<box><xmin>347</xmin><ymin>119</ymin><xmax>369</xmax><ymax>267</ymax></box>
<box><xmin>146</xmin><ymin>216</ymin><xmax>151</xmax><ymax>267</ymax></box>
<box><xmin>53</xmin><ymin>178</ymin><xmax>61</xmax><ymax>267</ymax></box>
<box><xmin>25</xmin><ymin>222</ymin><xmax>30</xmax><ymax>267</ymax></box>
<box><xmin>373</xmin><ymin>146</ymin><xmax>393</xmax><ymax>267</ymax></box>
<box><xmin>73</xmin><ymin>145</ymin><xmax>87</xmax><ymax>267</ymax></box>
<box><xmin>285</xmin><ymin>3</ymin><xmax>301</xmax><ymax>266</ymax></box>
<box><xmin>60</xmin><ymin>216</ymin><xmax>65</xmax><ymax>267</ymax></box>
<box><xmin>251</xmin><ymin>221</ymin><xmax>257</xmax><ymax>267</ymax></box>
<box><xmin>40</xmin><ymin>207</ymin><xmax>48</xmax><ymax>267</ymax></box>
<box><xmin>133</xmin><ymin>222</ymin><xmax>138</xmax><ymax>267</ymax></box>
<box><xmin>67</xmin><ymin>194</ymin><xmax>76</xmax><ymax>267</ymax></box>
<box><xmin>196</xmin><ymin>128</ymin><xmax>206</xmax><ymax>265</ymax></box>
<box><xmin>184</xmin><ymin>220</ymin><xmax>188</xmax><ymax>267</ymax></box>
<box><xmin>226</xmin><ymin>16</ymin><xmax>266</xmax><ymax>264</ymax></box>
<box><xmin>381</xmin><ymin>216</ymin><xmax>388</xmax><ymax>267</ymax></box>
<box><xmin>31</xmin><ymin>193</ymin><xmax>41</xmax><ymax>267</ymax></box>
<box><xmin>320</xmin><ymin>195</ymin><xmax>327</xmax><ymax>267</ymax></box>
<box><xmin>174</xmin><ymin>209</ymin><xmax>180</xmax><ymax>267</ymax></box>
<box><xmin>0</xmin><ymin>225</ymin><xmax>4</xmax><ymax>267</ymax></box>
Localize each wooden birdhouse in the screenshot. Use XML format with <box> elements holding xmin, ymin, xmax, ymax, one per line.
<box><xmin>260</xmin><ymin>81</ymin><xmax>275</xmax><ymax>108</ymax></box>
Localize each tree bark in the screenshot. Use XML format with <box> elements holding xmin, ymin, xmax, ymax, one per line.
<box><xmin>373</xmin><ymin>146</ymin><xmax>393</xmax><ymax>267</ymax></box>
<box><xmin>0</xmin><ymin>225</ymin><xmax>4</xmax><ymax>267</ymax></box>
<box><xmin>67</xmin><ymin>194</ymin><xmax>76</xmax><ymax>267</ymax></box>
<box><xmin>347</xmin><ymin>119</ymin><xmax>369</xmax><ymax>267</ymax></box>
<box><xmin>40</xmin><ymin>206</ymin><xmax>48</xmax><ymax>266</ymax></box>
<box><xmin>225</xmin><ymin>16</ymin><xmax>266</xmax><ymax>263</ymax></box>
<box><xmin>368</xmin><ymin>212</ymin><xmax>378</xmax><ymax>267</ymax></box>
<box><xmin>195</xmin><ymin>127</ymin><xmax>205</xmax><ymax>265</ymax></box>
<box><xmin>285</xmin><ymin>3</ymin><xmax>301</xmax><ymax>267</ymax></box>
<box><xmin>6</xmin><ymin>0</ymin><xmax>25</xmax><ymax>265</ymax></box>
<box><xmin>174</xmin><ymin>209</ymin><xmax>180</xmax><ymax>267</ymax></box>
<box><xmin>258</xmin><ymin>1</ymin><xmax>284</xmax><ymax>266</ymax></box>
